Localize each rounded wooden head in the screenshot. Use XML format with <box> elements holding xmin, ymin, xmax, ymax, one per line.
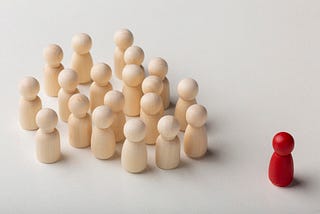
<box><xmin>157</xmin><ymin>115</ymin><xmax>180</xmax><ymax>140</ymax></box>
<box><xmin>104</xmin><ymin>90</ymin><xmax>124</xmax><ymax>112</ymax></box>
<box><xmin>114</xmin><ymin>29</ymin><xmax>134</xmax><ymax>50</ymax></box>
<box><xmin>186</xmin><ymin>104</ymin><xmax>207</xmax><ymax>127</ymax></box>
<box><xmin>72</xmin><ymin>33</ymin><xmax>92</xmax><ymax>54</ymax></box>
<box><xmin>124</xmin><ymin>46</ymin><xmax>144</xmax><ymax>65</ymax></box>
<box><xmin>36</xmin><ymin>108</ymin><xmax>58</xmax><ymax>133</ymax></box>
<box><xmin>122</xmin><ymin>64</ymin><xmax>144</xmax><ymax>87</ymax></box>
<box><xmin>68</xmin><ymin>93</ymin><xmax>89</xmax><ymax>118</ymax></box>
<box><xmin>140</xmin><ymin>93</ymin><xmax>162</xmax><ymax>115</ymax></box>
<box><xmin>90</xmin><ymin>63</ymin><xmax>112</xmax><ymax>86</ymax></box>
<box><xmin>92</xmin><ymin>105</ymin><xmax>114</xmax><ymax>129</ymax></box>
<box><xmin>124</xmin><ymin>118</ymin><xmax>146</xmax><ymax>142</ymax></box>
<box><xmin>43</xmin><ymin>44</ymin><xmax>63</xmax><ymax>67</ymax></box>
<box><xmin>272</xmin><ymin>132</ymin><xmax>294</xmax><ymax>155</ymax></box>
<box><xmin>177</xmin><ymin>78</ymin><xmax>199</xmax><ymax>101</ymax></box>
<box><xmin>142</xmin><ymin>75</ymin><xmax>163</xmax><ymax>95</ymax></box>
<box><xmin>148</xmin><ymin>57</ymin><xmax>168</xmax><ymax>79</ymax></box>
<box><xmin>58</xmin><ymin>69</ymin><xmax>78</xmax><ymax>92</ymax></box>
<box><xmin>19</xmin><ymin>76</ymin><xmax>40</xmax><ymax>101</ymax></box>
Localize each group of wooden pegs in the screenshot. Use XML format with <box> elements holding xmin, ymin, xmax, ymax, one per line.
<box><xmin>18</xmin><ymin>29</ymin><xmax>208</xmax><ymax>173</ymax></box>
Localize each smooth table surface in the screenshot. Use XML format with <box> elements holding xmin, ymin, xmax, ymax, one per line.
<box><xmin>0</xmin><ymin>0</ymin><xmax>319</xmax><ymax>213</ymax></box>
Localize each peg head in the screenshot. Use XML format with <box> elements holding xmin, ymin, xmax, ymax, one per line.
<box><xmin>104</xmin><ymin>90</ymin><xmax>125</xmax><ymax>112</ymax></box>
<box><xmin>92</xmin><ymin>105</ymin><xmax>114</xmax><ymax>129</ymax></box>
<box><xmin>122</xmin><ymin>64</ymin><xmax>144</xmax><ymax>87</ymax></box>
<box><xmin>124</xmin><ymin>118</ymin><xmax>146</xmax><ymax>143</ymax></box>
<box><xmin>58</xmin><ymin>69</ymin><xmax>78</xmax><ymax>92</ymax></box>
<box><xmin>36</xmin><ymin>108</ymin><xmax>58</xmax><ymax>133</ymax></box>
<box><xmin>148</xmin><ymin>57</ymin><xmax>168</xmax><ymax>79</ymax></box>
<box><xmin>272</xmin><ymin>132</ymin><xmax>294</xmax><ymax>156</ymax></box>
<box><xmin>68</xmin><ymin>93</ymin><xmax>89</xmax><ymax>118</ymax></box>
<box><xmin>140</xmin><ymin>93</ymin><xmax>162</xmax><ymax>115</ymax></box>
<box><xmin>177</xmin><ymin>78</ymin><xmax>199</xmax><ymax>101</ymax></box>
<box><xmin>43</xmin><ymin>44</ymin><xmax>63</xmax><ymax>67</ymax></box>
<box><xmin>142</xmin><ymin>75</ymin><xmax>163</xmax><ymax>95</ymax></box>
<box><xmin>19</xmin><ymin>76</ymin><xmax>40</xmax><ymax>101</ymax></box>
<box><xmin>186</xmin><ymin>104</ymin><xmax>207</xmax><ymax>127</ymax></box>
<box><xmin>90</xmin><ymin>63</ymin><xmax>112</xmax><ymax>86</ymax></box>
<box><xmin>157</xmin><ymin>115</ymin><xmax>180</xmax><ymax>140</ymax></box>
<box><xmin>71</xmin><ymin>33</ymin><xmax>92</xmax><ymax>54</ymax></box>
<box><xmin>114</xmin><ymin>28</ymin><xmax>134</xmax><ymax>50</ymax></box>
<box><xmin>124</xmin><ymin>46</ymin><xmax>144</xmax><ymax>65</ymax></box>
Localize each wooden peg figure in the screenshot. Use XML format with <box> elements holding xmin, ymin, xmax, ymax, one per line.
<box><xmin>174</xmin><ymin>78</ymin><xmax>199</xmax><ymax>131</ymax></box>
<box><xmin>268</xmin><ymin>132</ymin><xmax>294</xmax><ymax>187</ymax></box>
<box><xmin>184</xmin><ymin>104</ymin><xmax>208</xmax><ymax>158</ymax></box>
<box><xmin>18</xmin><ymin>76</ymin><xmax>42</xmax><ymax>130</ymax></box>
<box><xmin>58</xmin><ymin>69</ymin><xmax>79</xmax><ymax>122</ymax></box>
<box><xmin>104</xmin><ymin>90</ymin><xmax>126</xmax><ymax>143</ymax></box>
<box><xmin>124</xmin><ymin>46</ymin><xmax>145</xmax><ymax>71</ymax></box>
<box><xmin>121</xmin><ymin>119</ymin><xmax>147</xmax><ymax>173</ymax></box>
<box><xmin>140</xmin><ymin>93</ymin><xmax>163</xmax><ymax>145</ymax></box>
<box><xmin>43</xmin><ymin>44</ymin><xmax>64</xmax><ymax>97</ymax></box>
<box><xmin>89</xmin><ymin>63</ymin><xmax>113</xmax><ymax>112</ymax></box>
<box><xmin>114</xmin><ymin>29</ymin><xmax>134</xmax><ymax>79</ymax></box>
<box><xmin>68</xmin><ymin>93</ymin><xmax>92</xmax><ymax>148</ymax></box>
<box><xmin>122</xmin><ymin>64</ymin><xmax>144</xmax><ymax>116</ymax></box>
<box><xmin>148</xmin><ymin>57</ymin><xmax>170</xmax><ymax>109</ymax></box>
<box><xmin>156</xmin><ymin>115</ymin><xmax>180</xmax><ymax>169</ymax></box>
<box><xmin>91</xmin><ymin>105</ymin><xmax>116</xmax><ymax>159</ymax></box>
<box><xmin>70</xmin><ymin>33</ymin><xmax>93</xmax><ymax>84</ymax></box>
<box><xmin>35</xmin><ymin>108</ymin><xmax>60</xmax><ymax>163</ymax></box>
<box><xmin>142</xmin><ymin>75</ymin><xmax>164</xmax><ymax>115</ymax></box>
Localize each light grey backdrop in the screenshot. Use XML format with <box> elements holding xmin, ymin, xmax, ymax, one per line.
<box><xmin>0</xmin><ymin>0</ymin><xmax>319</xmax><ymax>213</ymax></box>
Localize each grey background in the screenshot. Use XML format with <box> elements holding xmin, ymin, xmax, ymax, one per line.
<box><xmin>0</xmin><ymin>0</ymin><xmax>319</xmax><ymax>213</ymax></box>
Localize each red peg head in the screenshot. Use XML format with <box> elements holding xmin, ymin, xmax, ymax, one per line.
<box><xmin>272</xmin><ymin>132</ymin><xmax>294</xmax><ymax>156</ymax></box>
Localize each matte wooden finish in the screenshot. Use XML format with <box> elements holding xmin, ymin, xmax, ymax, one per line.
<box><xmin>43</xmin><ymin>44</ymin><xmax>64</xmax><ymax>97</ymax></box>
<box><xmin>140</xmin><ymin>93</ymin><xmax>163</xmax><ymax>145</ymax></box>
<box><xmin>58</xmin><ymin>69</ymin><xmax>79</xmax><ymax>122</ymax></box>
<box><xmin>68</xmin><ymin>94</ymin><xmax>92</xmax><ymax>148</ymax></box>
<box><xmin>155</xmin><ymin>115</ymin><xmax>180</xmax><ymax>169</ymax></box>
<box><xmin>124</xmin><ymin>46</ymin><xmax>144</xmax><ymax>65</ymax></box>
<box><xmin>70</xmin><ymin>33</ymin><xmax>93</xmax><ymax>84</ymax></box>
<box><xmin>142</xmin><ymin>75</ymin><xmax>164</xmax><ymax>115</ymax></box>
<box><xmin>122</xmin><ymin>64</ymin><xmax>144</xmax><ymax>116</ymax></box>
<box><xmin>113</xmin><ymin>29</ymin><xmax>134</xmax><ymax>79</ymax></box>
<box><xmin>174</xmin><ymin>78</ymin><xmax>199</xmax><ymax>131</ymax></box>
<box><xmin>148</xmin><ymin>57</ymin><xmax>170</xmax><ymax>109</ymax></box>
<box><xmin>18</xmin><ymin>76</ymin><xmax>42</xmax><ymax>130</ymax></box>
<box><xmin>104</xmin><ymin>90</ymin><xmax>126</xmax><ymax>143</ymax></box>
<box><xmin>91</xmin><ymin>105</ymin><xmax>116</xmax><ymax>159</ymax></box>
<box><xmin>35</xmin><ymin>108</ymin><xmax>60</xmax><ymax>163</ymax></box>
<box><xmin>89</xmin><ymin>63</ymin><xmax>113</xmax><ymax>112</ymax></box>
<box><xmin>121</xmin><ymin>119</ymin><xmax>147</xmax><ymax>173</ymax></box>
<box><xmin>184</xmin><ymin>104</ymin><xmax>208</xmax><ymax>158</ymax></box>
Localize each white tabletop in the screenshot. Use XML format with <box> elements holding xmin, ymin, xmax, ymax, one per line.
<box><xmin>1</xmin><ymin>0</ymin><xmax>319</xmax><ymax>213</ymax></box>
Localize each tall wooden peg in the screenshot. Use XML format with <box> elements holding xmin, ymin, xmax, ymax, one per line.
<box><xmin>91</xmin><ymin>105</ymin><xmax>116</xmax><ymax>159</ymax></box>
<box><xmin>184</xmin><ymin>104</ymin><xmax>208</xmax><ymax>158</ymax></box>
<box><xmin>35</xmin><ymin>108</ymin><xmax>61</xmax><ymax>163</ymax></box>
<box><xmin>43</xmin><ymin>44</ymin><xmax>64</xmax><ymax>97</ymax></box>
<box><xmin>121</xmin><ymin>119</ymin><xmax>147</xmax><ymax>173</ymax></box>
<box><xmin>156</xmin><ymin>115</ymin><xmax>180</xmax><ymax>169</ymax></box>
<box><xmin>114</xmin><ymin>29</ymin><xmax>134</xmax><ymax>79</ymax></box>
<box><xmin>89</xmin><ymin>63</ymin><xmax>113</xmax><ymax>112</ymax></box>
<box><xmin>58</xmin><ymin>69</ymin><xmax>79</xmax><ymax>122</ymax></box>
<box><xmin>68</xmin><ymin>93</ymin><xmax>92</xmax><ymax>148</ymax></box>
<box><xmin>104</xmin><ymin>90</ymin><xmax>126</xmax><ymax>143</ymax></box>
<box><xmin>174</xmin><ymin>78</ymin><xmax>198</xmax><ymax>131</ymax></box>
<box><xmin>70</xmin><ymin>33</ymin><xmax>93</xmax><ymax>84</ymax></box>
<box><xmin>19</xmin><ymin>76</ymin><xmax>42</xmax><ymax>130</ymax></box>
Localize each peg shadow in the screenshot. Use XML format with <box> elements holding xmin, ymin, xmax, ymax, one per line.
<box><xmin>164</xmin><ymin>102</ymin><xmax>176</xmax><ymax>116</ymax></box>
<box><xmin>288</xmin><ymin>177</ymin><xmax>307</xmax><ymax>188</ymax></box>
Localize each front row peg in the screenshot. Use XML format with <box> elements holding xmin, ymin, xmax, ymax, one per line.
<box><xmin>35</xmin><ymin>108</ymin><xmax>61</xmax><ymax>163</ymax></box>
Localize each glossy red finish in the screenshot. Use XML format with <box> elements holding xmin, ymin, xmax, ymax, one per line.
<box><xmin>268</xmin><ymin>132</ymin><xmax>294</xmax><ymax>187</ymax></box>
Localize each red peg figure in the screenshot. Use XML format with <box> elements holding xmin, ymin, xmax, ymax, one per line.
<box><xmin>268</xmin><ymin>132</ymin><xmax>294</xmax><ymax>187</ymax></box>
